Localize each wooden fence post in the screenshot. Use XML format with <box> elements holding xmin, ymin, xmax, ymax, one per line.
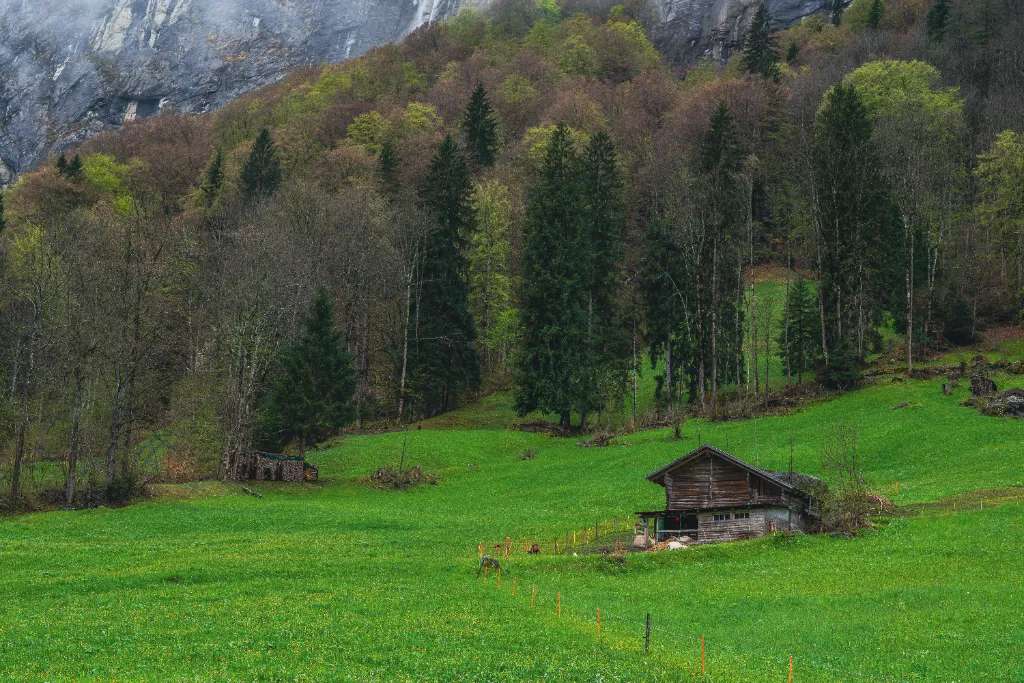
<box><xmin>512</xmin><ymin>578</ymin><xmax>518</xmax><ymax>597</ymax></box>
<box><xmin>596</xmin><ymin>608</ymin><xmax>601</xmax><ymax>638</ymax></box>
<box><xmin>531</xmin><ymin>585</ymin><xmax>537</xmax><ymax>608</ymax></box>
<box><xmin>700</xmin><ymin>635</ymin><xmax>705</xmax><ymax>674</ymax></box>
<box><xmin>556</xmin><ymin>592</ymin><xmax>561</xmax><ymax>617</ymax></box>
<box><xmin>643</xmin><ymin>613</ymin><xmax>651</xmax><ymax>655</ymax></box>
<box><xmin>788</xmin><ymin>655</ymin><xmax>793</xmax><ymax>683</ymax></box>
<box><xmin>478</xmin><ymin>543</ymin><xmax>484</xmax><ymax>558</ymax></box>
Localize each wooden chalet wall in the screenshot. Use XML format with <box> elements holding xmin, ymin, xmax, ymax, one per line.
<box><xmin>663</xmin><ymin>452</ymin><xmax>791</xmax><ymax>511</ymax></box>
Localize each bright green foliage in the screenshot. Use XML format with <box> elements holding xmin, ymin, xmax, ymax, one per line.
<box><xmin>814</xmin><ymin>84</ymin><xmax>902</xmax><ymax>361</ymax></box>
<box><xmin>975</xmin><ymin>130</ymin><xmax>1024</xmax><ymax>307</ymax></box>
<box><xmin>240</xmin><ymin>128</ymin><xmax>282</xmax><ymax>199</ymax></box>
<box><xmin>346</xmin><ymin>111</ymin><xmax>390</xmax><ymax>154</ymax></box>
<box><xmin>778</xmin><ymin>278</ymin><xmax>820</xmax><ymax>382</ymax></box>
<box><xmin>257</xmin><ymin>289</ymin><xmax>355</xmax><ymax>452</ymax></box>
<box><xmin>926</xmin><ymin>0</ymin><xmax>951</xmax><ymax>42</ymax></box>
<box><xmin>867</xmin><ymin>0</ymin><xmax>883</xmax><ymax>29</ymax></box>
<box><xmin>741</xmin><ymin>3</ymin><xmax>780</xmax><ymax>80</ymax></box>
<box><xmin>400</xmin><ymin>102</ymin><xmax>442</xmax><ymax>137</ymax></box>
<box><xmin>516</xmin><ymin>124</ymin><xmax>586</xmax><ymax>427</ymax></box>
<box><xmin>560</xmin><ymin>33</ymin><xmax>599</xmax><ymax>76</ymax></box>
<box><xmin>522</xmin><ymin>124</ymin><xmax>589</xmax><ymax>167</ymax></box>
<box><xmin>599</xmin><ymin>20</ymin><xmax>660</xmax><ymax>81</ymax></box>
<box><xmin>468</xmin><ymin>180</ymin><xmax>518</xmax><ymax>372</ymax></box>
<box><xmin>200</xmin><ymin>148</ymin><xmax>224</xmax><ymax>209</ymax></box>
<box><xmin>410</xmin><ymin>135</ymin><xmax>480</xmax><ymax>416</ymax></box>
<box><xmin>845</xmin><ymin>60</ymin><xmax>963</xmax><ymax>136</ymax></box>
<box><xmin>461</xmin><ymin>84</ymin><xmax>500</xmax><ymax>168</ymax></box>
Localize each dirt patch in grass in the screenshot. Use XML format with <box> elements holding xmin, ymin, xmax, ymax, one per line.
<box><xmin>898</xmin><ymin>486</ymin><xmax>1024</xmax><ymax>516</ymax></box>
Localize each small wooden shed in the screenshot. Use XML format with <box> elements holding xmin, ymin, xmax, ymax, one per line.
<box><xmin>637</xmin><ymin>445</ymin><xmax>820</xmax><ymax>545</ymax></box>
<box><xmin>227</xmin><ymin>451</ymin><xmax>317</xmax><ymax>483</ymax></box>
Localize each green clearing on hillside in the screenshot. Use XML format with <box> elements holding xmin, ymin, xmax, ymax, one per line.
<box><xmin>1</xmin><ymin>375</ymin><xmax>1023</xmax><ymax>681</ymax></box>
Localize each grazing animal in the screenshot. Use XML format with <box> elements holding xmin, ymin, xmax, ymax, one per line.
<box><xmin>528</xmin><ymin>543</ymin><xmax>541</xmax><ymax>554</ymax></box>
<box><xmin>478</xmin><ymin>555</ymin><xmax>501</xmax><ymax>576</ymax></box>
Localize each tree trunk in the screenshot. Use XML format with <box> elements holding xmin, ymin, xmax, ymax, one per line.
<box><xmin>905</xmin><ymin>218</ymin><xmax>915</xmax><ymax>375</ymax></box>
<box><xmin>10</xmin><ymin>419</ymin><xmax>27</xmax><ymax>505</ymax></box>
<box><xmin>65</xmin><ymin>368</ymin><xmax>85</xmax><ymax>506</ymax></box>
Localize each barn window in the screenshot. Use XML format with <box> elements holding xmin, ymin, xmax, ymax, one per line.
<box><xmin>713</xmin><ymin>513</ymin><xmax>731</xmax><ymax>522</ymax></box>
<box><xmin>734</xmin><ymin>512</ymin><xmax>750</xmax><ymax>519</ymax></box>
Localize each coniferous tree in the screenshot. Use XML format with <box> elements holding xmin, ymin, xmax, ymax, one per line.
<box><xmin>66</xmin><ymin>154</ymin><xmax>84</xmax><ymax>182</ymax></box>
<box><xmin>576</xmin><ymin>131</ymin><xmax>628</xmax><ymax>427</ymax></box>
<box><xmin>786</xmin><ymin>41</ymin><xmax>800</xmax><ymax>64</ymax></box>
<box><xmin>461</xmin><ymin>84</ymin><xmax>499</xmax><ymax>168</ymax></box>
<box><xmin>56</xmin><ymin>154</ymin><xmax>68</xmax><ymax>177</ymax></box>
<box><xmin>257</xmin><ymin>289</ymin><xmax>355</xmax><ymax>452</ymax></box>
<box><xmin>813</xmin><ymin>83</ymin><xmax>902</xmax><ymax>366</ymax></box>
<box><xmin>378</xmin><ymin>139</ymin><xmax>399</xmax><ymax>194</ymax></box>
<box><xmin>778</xmin><ymin>278</ymin><xmax>820</xmax><ymax>383</ymax></box>
<box><xmin>408</xmin><ymin>135</ymin><xmax>480</xmax><ymax>416</ymax></box>
<box><xmin>831</xmin><ymin>0</ymin><xmax>844</xmax><ymax>25</ymax></box>
<box><xmin>0</xmin><ymin>190</ymin><xmax>5</xmax><ymax>234</ymax></box>
<box><xmin>742</xmin><ymin>3</ymin><xmax>780</xmax><ymax>80</ymax></box>
<box><xmin>241</xmin><ymin>128</ymin><xmax>282</xmax><ymax>199</ymax></box>
<box><xmin>867</xmin><ymin>0</ymin><xmax>884</xmax><ymax>29</ymax></box>
<box><xmin>200</xmin><ymin>148</ymin><xmax>224</xmax><ymax>208</ymax></box>
<box><xmin>926</xmin><ymin>0</ymin><xmax>950</xmax><ymax>42</ymax></box>
<box><xmin>516</xmin><ymin>125</ymin><xmax>586</xmax><ymax>429</ymax></box>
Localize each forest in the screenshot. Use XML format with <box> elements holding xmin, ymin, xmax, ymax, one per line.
<box><xmin>0</xmin><ymin>0</ymin><xmax>1021</xmax><ymax>508</ymax></box>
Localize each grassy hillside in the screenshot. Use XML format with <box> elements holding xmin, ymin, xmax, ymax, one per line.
<box><xmin>2</xmin><ymin>371</ymin><xmax>1022</xmax><ymax>681</ymax></box>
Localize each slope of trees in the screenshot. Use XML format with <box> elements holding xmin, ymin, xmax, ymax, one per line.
<box><xmin>1</xmin><ymin>0</ymin><xmax>1022</xmax><ymax>505</ymax></box>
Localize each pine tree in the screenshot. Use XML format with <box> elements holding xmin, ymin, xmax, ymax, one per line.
<box><xmin>785</xmin><ymin>41</ymin><xmax>800</xmax><ymax>64</ymax></box>
<box><xmin>200</xmin><ymin>148</ymin><xmax>224</xmax><ymax>208</ymax></box>
<box><xmin>66</xmin><ymin>154</ymin><xmax>84</xmax><ymax>182</ymax></box>
<box><xmin>576</xmin><ymin>131</ymin><xmax>628</xmax><ymax>428</ymax></box>
<box><xmin>56</xmin><ymin>154</ymin><xmax>68</xmax><ymax>177</ymax></box>
<box><xmin>741</xmin><ymin>3</ymin><xmax>780</xmax><ymax>80</ymax></box>
<box><xmin>814</xmin><ymin>83</ymin><xmax>903</xmax><ymax>364</ymax></box>
<box><xmin>778</xmin><ymin>277</ymin><xmax>820</xmax><ymax>383</ymax></box>
<box><xmin>241</xmin><ymin>128</ymin><xmax>282</xmax><ymax>199</ymax></box>
<box><xmin>867</xmin><ymin>0</ymin><xmax>884</xmax><ymax>29</ymax></box>
<box><xmin>378</xmin><ymin>139</ymin><xmax>399</xmax><ymax>194</ymax></box>
<box><xmin>408</xmin><ymin>135</ymin><xmax>480</xmax><ymax>416</ymax></box>
<box><xmin>926</xmin><ymin>0</ymin><xmax>950</xmax><ymax>42</ymax></box>
<box><xmin>0</xmin><ymin>190</ymin><xmax>5</xmax><ymax>234</ymax></box>
<box><xmin>257</xmin><ymin>289</ymin><xmax>356</xmax><ymax>452</ymax></box>
<box><xmin>831</xmin><ymin>0</ymin><xmax>844</xmax><ymax>25</ymax></box>
<box><xmin>516</xmin><ymin>124</ymin><xmax>587</xmax><ymax>428</ymax></box>
<box><xmin>461</xmin><ymin>84</ymin><xmax>499</xmax><ymax>168</ymax></box>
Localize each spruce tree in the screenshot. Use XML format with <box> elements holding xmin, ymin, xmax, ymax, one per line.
<box><xmin>831</xmin><ymin>0</ymin><xmax>844</xmax><ymax>25</ymax></box>
<box><xmin>378</xmin><ymin>139</ymin><xmax>399</xmax><ymax>194</ymax></box>
<box><xmin>66</xmin><ymin>154</ymin><xmax>84</xmax><ymax>182</ymax></box>
<box><xmin>409</xmin><ymin>135</ymin><xmax>480</xmax><ymax>416</ymax></box>
<box><xmin>200</xmin><ymin>148</ymin><xmax>224</xmax><ymax>208</ymax></box>
<box><xmin>516</xmin><ymin>125</ymin><xmax>586</xmax><ymax>428</ymax></box>
<box><xmin>461</xmin><ymin>84</ymin><xmax>499</xmax><ymax>168</ymax></box>
<box><xmin>741</xmin><ymin>3</ymin><xmax>780</xmax><ymax>80</ymax></box>
<box><xmin>576</xmin><ymin>131</ymin><xmax>628</xmax><ymax>427</ymax></box>
<box><xmin>785</xmin><ymin>41</ymin><xmax>800</xmax><ymax>64</ymax></box>
<box><xmin>926</xmin><ymin>0</ymin><xmax>950</xmax><ymax>42</ymax></box>
<box><xmin>258</xmin><ymin>289</ymin><xmax>356</xmax><ymax>452</ymax></box>
<box><xmin>241</xmin><ymin>128</ymin><xmax>282</xmax><ymax>199</ymax></box>
<box><xmin>778</xmin><ymin>278</ymin><xmax>820</xmax><ymax>383</ymax></box>
<box><xmin>56</xmin><ymin>154</ymin><xmax>68</xmax><ymax>177</ymax></box>
<box><xmin>814</xmin><ymin>83</ymin><xmax>902</xmax><ymax>364</ymax></box>
<box><xmin>867</xmin><ymin>0</ymin><xmax>884</xmax><ymax>29</ymax></box>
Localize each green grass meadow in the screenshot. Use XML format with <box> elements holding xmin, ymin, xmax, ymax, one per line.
<box><xmin>2</xmin><ymin>373</ymin><xmax>1023</xmax><ymax>680</ymax></box>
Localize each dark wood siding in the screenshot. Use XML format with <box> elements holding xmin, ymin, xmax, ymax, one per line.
<box><xmin>665</xmin><ymin>454</ymin><xmax>790</xmax><ymax>510</ymax></box>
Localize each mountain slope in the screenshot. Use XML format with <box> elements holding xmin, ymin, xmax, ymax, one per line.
<box><xmin>0</xmin><ymin>0</ymin><xmax>833</xmax><ymax>182</ymax></box>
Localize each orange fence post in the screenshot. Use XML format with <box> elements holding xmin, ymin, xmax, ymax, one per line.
<box><xmin>788</xmin><ymin>655</ymin><xmax>794</xmax><ymax>683</ymax></box>
<box><xmin>596</xmin><ymin>608</ymin><xmax>601</xmax><ymax>638</ymax></box>
<box><xmin>556</xmin><ymin>592</ymin><xmax>561</xmax><ymax>617</ymax></box>
<box><xmin>512</xmin><ymin>578</ymin><xmax>518</xmax><ymax>597</ymax></box>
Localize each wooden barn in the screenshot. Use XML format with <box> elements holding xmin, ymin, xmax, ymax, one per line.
<box><xmin>227</xmin><ymin>451</ymin><xmax>318</xmax><ymax>483</ymax></box>
<box><xmin>637</xmin><ymin>445</ymin><xmax>820</xmax><ymax>545</ymax></box>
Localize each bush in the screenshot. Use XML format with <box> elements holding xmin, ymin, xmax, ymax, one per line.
<box><xmin>819</xmin><ymin>341</ymin><xmax>862</xmax><ymax>390</ymax></box>
<box><xmin>819</xmin><ymin>426</ymin><xmax>874</xmax><ymax>534</ymax></box>
<box><xmin>943</xmin><ymin>295</ymin><xmax>976</xmax><ymax>346</ymax></box>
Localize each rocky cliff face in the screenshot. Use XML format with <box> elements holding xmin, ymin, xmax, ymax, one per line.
<box><xmin>0</xmin><ymin>0</ymin><xmax>830</xmax><ymax>182</ymax></box>
<box><xmin>650</xmin><ymin>0</ymin><xmax>832</xmax><ymax>64</ymax></box>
